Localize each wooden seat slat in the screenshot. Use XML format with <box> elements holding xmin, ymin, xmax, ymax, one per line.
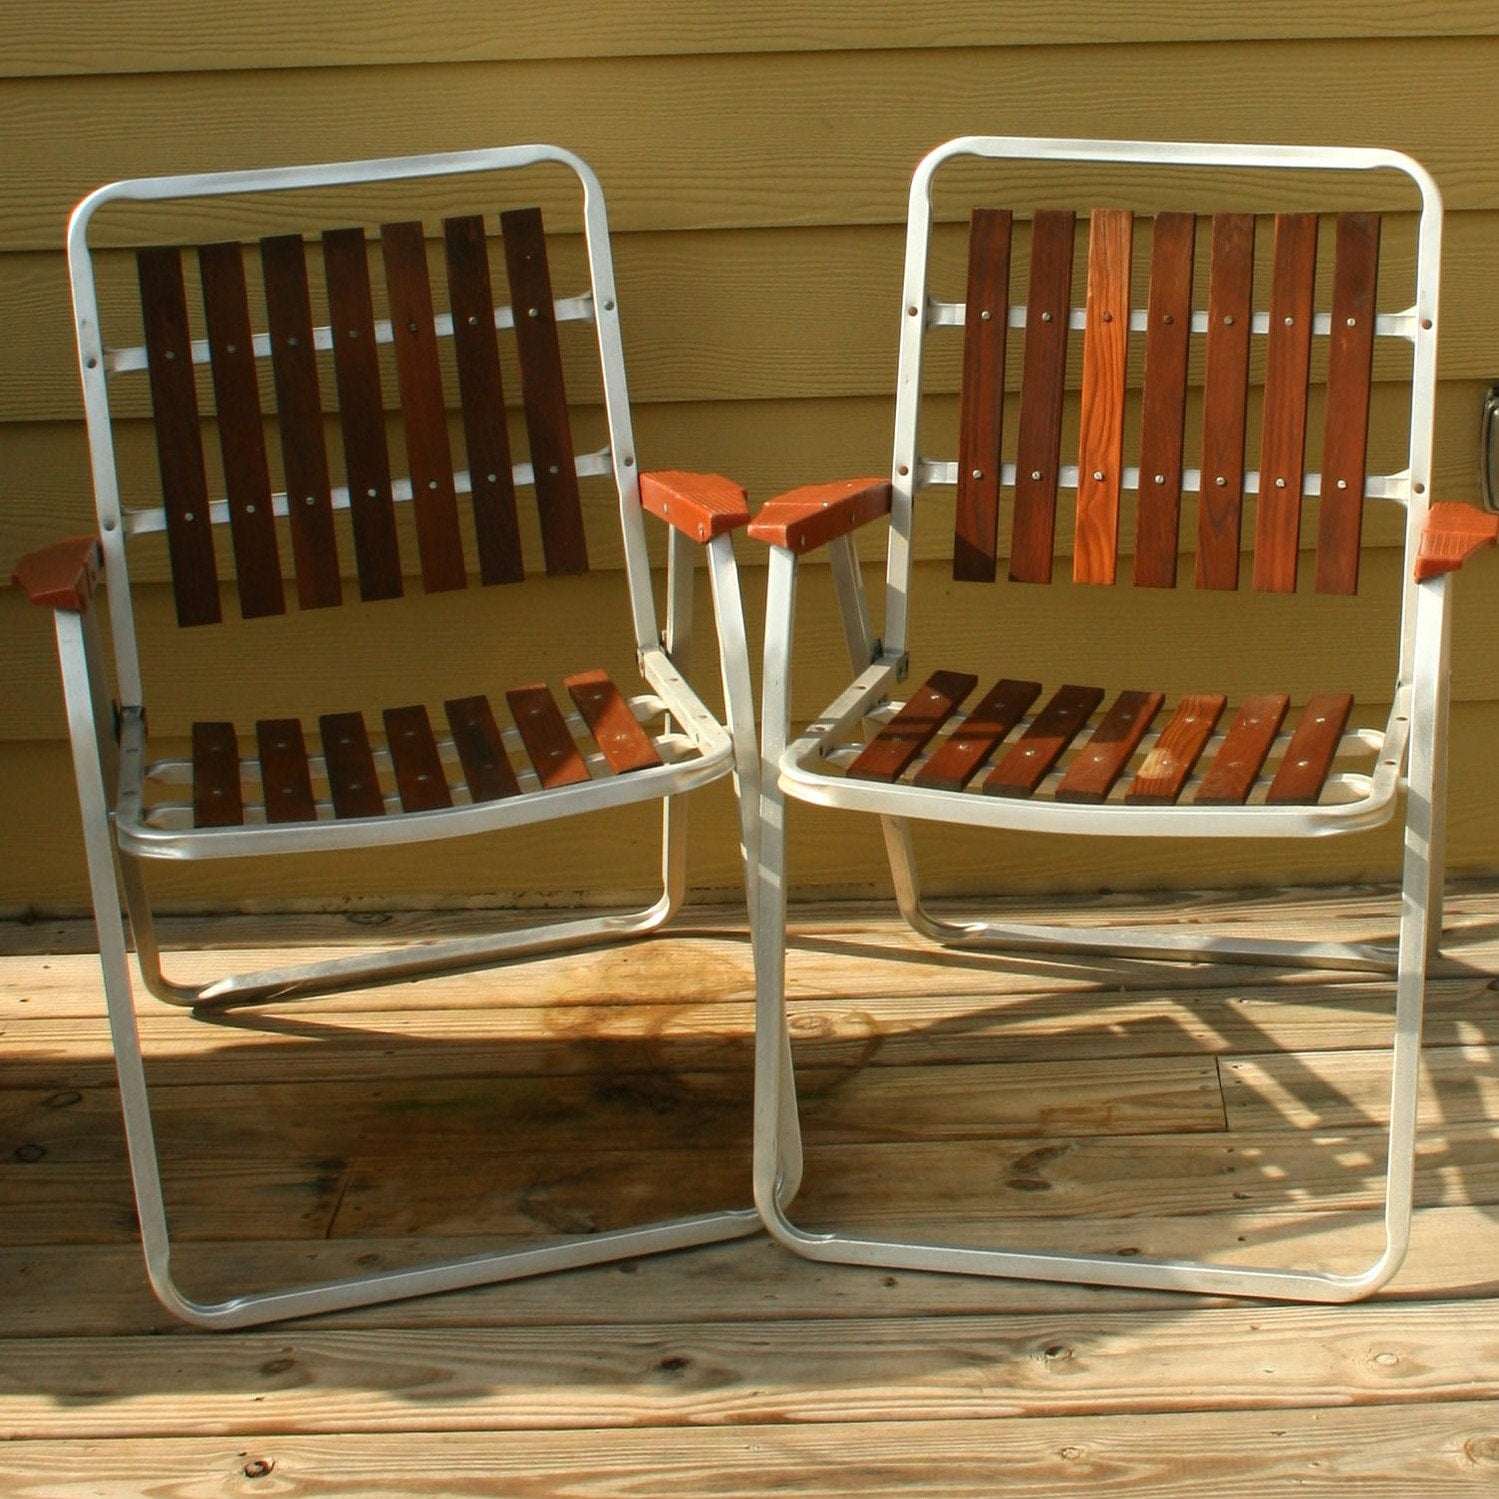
<box><xmin>1194</xmin><ymin>693</ymin><xmax>1291</xmax><ymax>805</ymax></box>
<box><xmin>1125</xmin><ymin>693</ymin><xmax>1228</xmax><ymax>805</ymax></box>
<box><xmin>1253</xmin><ymin>213</ymin><xmax>1318</xmax><ymax>593</ymax></box>
<box><xmin>1056</xmin><ymin>688</ymin><xmax>1165</xmax><ymax>803</ymax></box>
<box><xmin>256</xmin><ymin>719</ymin><xmax>317</xmax><ymax>824</ymax></box>
<box><xmin>566</xmin><ymin>670</ymin><xmax>664</xmax><ymax>775</ymax></box>
<box><xmin>319</xmin><ymin>712</ymin><xmax>385</xmax><ymax>819</ymax></box>
<box><xmin>1008</xmin><ymin>210</ymin><xmax>1075</xmax><ymax>584</ymax></box>
<box><xmin>444</xmin><ymin>214</ymin><xmax>525</xmax><ymax>585</ymax></box>
<box><xmin>382</xmin><ymin>221</ymin><xmax>468</xmax><ymax>594</ymax></box>
<box><xmin>953</xmin><ymin>209</ymin><xmax>1012</xmax><ymax>582</ymax></box>
<box><xmin>322</xmin><ymin>227</ymin><xmax>404</xmax><ymax>602</ymax></box>
<box><xmin>1073</xmin><ymin>209</ymin><xmax>1133</xmax><ymax>586</ymax></box>
<box><xmin>914</xmin><ymin>677</ymin><xmax>1041</xmax><ymax>791</ymax></box>
<box><xmin>847</xmin><ymin>670</ymin><xmax>978</xmax><ymax>784</ymax></box>
<box><xmin>1315</xmin><ymin>214</ymin><xmax>1382</xmax><ymax>596</ymax></box>
<box><xmin>506</xmin><ymin>684</ymin><xmax>591</xmax><ymax>788</ymax></box>
<box><xmin>502</xmin><ymin>208</ymin><xmax>588</xmax><ymax>577</ymax></box>
<box><xmin>1267</xmin><ymin>692</ymin><xmax>1355</xmax><ymax>805</ymax></box>
<box><xmin>1133</xmin><ymin>212</ymin><xmax>1196</xmax><ymax>589</ymax></box>
<box><xmin>196</xmin><ymin>242</ymin><xmax>285</xmax><ymax>619</ymax></box>
<box><xmin>383</xmin><ymin>705</ymin><xmax>454</xmax><ymax>813</ymax></box>
<box><xmin>444</xmin><ymin>696</ymin><xmax>521</xmax><ymax>803</ymax></box>
<box><xmin>190</xmin><ymin>722</ymin><xmax>243</xmax><ymax>828</ymax></box>
<box><xmin>136</xmin><ymin>247</ymin><xmax>221</xmax><ymax>627</ymax></box>
<box><xmin>983</xmin><ymin>684</ymin><xmax>1104</xmax><ymax>798</ymax></box>
<box><xmin>260</xmin><ymin>234</ymin><xmax>343</xmax><ymax>610</ymax></box>
<box><xmin>1195</xmin><ymin>214</ymin><xmax>1256</xmax><ymax>590</ymax></box>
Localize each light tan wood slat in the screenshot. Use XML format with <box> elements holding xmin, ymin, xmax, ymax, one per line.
<box><xmin>983</xmin><ymin>684</ymin><xmax>1104</xmax><ymax>797</ymax></box>
<box><xmin>190</xmin><ymin>721</ymin><xmax>242</xmax><ymax>828</ymax></box>
<box><xmin>914</xmin><ymin>677</ymin><xmax>1041</xmax><ymax>791</ymax></box>
<box><xmin>506</xmin><ymin>683</ymin><xmax>591</xmax><ymax>788</ymax></box>
<box><xmin>1125</xmin><ymin>693</ymin><xmax>1227</xmax><ymax>805</ymax></box>
<box><xmin>565</xmin><ymin>669</ymin><xmax>663</xmax><ymax>775</ymax></box>
<box><xmin>382</xmin><ymin>704</ymin><xmax>453</xmax><ymax>813</ymax></box>
<box><xmin>847</xmin><ymin>670</ymin><xmax>977</xmax><ymax>783</ymax></box>
<box><xmin>255</xmin><ymin>718</ymin><xmax>317</xmax><ymax>824</ymax></box>
<box><xmin>318</xmin><ymin>711</ymin><xmax>385</xmax><ymax>819</ymax></box>
<box><xmin>1055</xmin><ymin>689</ymin><xmax>1165</xmax><ymax>803</ymax></box>
<box><xmin>1266</xmin><ymin>691</ymin><xmax>1355</xmax><ymax>804</ymax></box>
<box><xmin>1073</xmin><ymin>208</ymin><xmax>1133</xmax><ymax>586</ymax></box>
<box><xmin>443</xmin><ymin>695</ymin><xmax>521</xmax><ymax>802</ymax></box>
<box><xmin>1252</xmin><ymin>212</ymin><xmax>1318</xmax><ymax>593</ymax></box>
<box><xmin>1193</xmin><ymin>693</ymin><xmax>1291</xmax><ymax>805</ymax></box>
<box><xmin>953</xmin><ymin>208</ymin><xmax>1011</xmax><ymax>582</ymax></box>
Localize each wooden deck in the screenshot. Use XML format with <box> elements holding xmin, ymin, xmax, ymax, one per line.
<box><xmin>5</xmin><ymin>884</ymin><xmax>1499</xmax><ymax>1494</ymax></box>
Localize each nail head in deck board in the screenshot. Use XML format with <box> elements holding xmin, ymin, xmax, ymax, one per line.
<box><xmin>1252</xmin><ymin>213</ymin><xmax>1319</xmax><ymax>594</ymax></box>
<box><xmin>1266</xmin><ymin>691</ymin><xmax>1355</xmax><ymax>805</ymax></box>
<box><xmin>444</xmin><ymin>213</ymin><xmax>524</xmax><ymax>585</ymax></box>
<box><xmin>506</xmin><ymin>682</ymin><xmax>591</xmax><ymax>788</ymax></box>
<box><xmin>983</xmin><ymin>683</ymin><xmax>1104</xmax><ymax>798</ymax></box>
<box><xmin>1126</xmin><ymin>693</ymin><xmax>1228</xmax><ymax>805</ymax></box>
<box><xmin>847</xmin><ymin>670</ymin><xmax>977</xmax><ymax>783</ymax></box>
<box><xmin>382</xmin><ymin>219</ymin><xmax>468</xmax><ymax>594</ymax></box>
<box><xmin>914</xmin><ymin>677</ymin><xmax>1042</xmax><ymax>791</ymax></box>
<box><xmin>196</xmin><ymin>240</ymin><xmax>285</xmax><ymax>619</ymax></box>
<box><xmin>1008</xmin><ymin>208</ymin><xmax>1075</xmax><ymax>585</ymax></box>
<box><xmin>1315</xmin><ymin>213</ymin><xmax>1382</xmax><ymax>597</ymax></box>
<box><xmin>322</xmin><ymin>226</ymin><xmax>404</xmax><ymax>602</ymax></box>
<box><xmin>953</xmin><ymin>208</ymin><xmax>1012</xmax><ymax>582</ymax></box>
<box><xmin>136</xmin><ymin>245</ymin><xmax>221</xmax><ymax>627</ymax></box>
<box><xmin>256</xmin><ymin>718</ymin><xmax>318</xmax><ymax>823</ymax></box>
<box><xmin>1055</xmin><ymin>689</ymin><xmax>1165</xmax><ymax>803</ymax></box>
<box><xmin>565</xmin><ymin>669</ymin><xmax>663</xmax><ymax>775</ymax></box>
<box><xmin>318</xmin><ymin>711</ymin><xmax>385</xmax><ymax>819</ymax></box>
<box><xmin>1133</xmin><ymin>211</ymin><xmax>1196</xmax><ymax>590</ymax></box>
<box><xmin>1193</xmin><ymin>693</ymin><xmax>1291</xmax><ymax>805</ymax></box>
<box><xmin>502</xmin><ymin>206</ymin><xmax>588</xmax><ymax>577</ymax></box>
<box><xmin>383</xmin><ymin>704</ymin><xmax>453</xmax><ymax>813</ymax></box>
<box><xmin>444</xmin><ymin>694</ymin><xmax>521</xmax><ymax>802</ymax></box>
<box><xmin>190</xmin><ymin>721</ymin><xmax>243</xmax><ymax>827</ymax></box>
<box><xmin>260</xmin><ymin>232</ymin><xmax>343</xmax><ymax>610</ymax></box>
<box><xmin>1073</xmin><ymin>209</ymin><xmax>1133</xmax><ymax>587</ymax></box>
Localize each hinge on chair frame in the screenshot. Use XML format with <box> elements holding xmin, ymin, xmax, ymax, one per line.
<box><xmin>873</xmin><ymin>640</ymin><xmax>909</xmax><ymax>682</ymax></box>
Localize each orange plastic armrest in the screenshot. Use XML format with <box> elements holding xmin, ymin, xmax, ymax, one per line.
<box><xmin>1415</xmin><ymin>502</ymin><xmax>1499</xmax><ymax>581</ymax></box>
<box><xmin>12</xmin><ymin>536</ymin><xmax>103</xmax><ymax>612</ymax></box>
<box><xmin>639</xmin><ymin>470</ymin><xmax>750</xmax><ymax>542</ymax></box>
<box><xmin>745</xmin><ymin>477</ymin><xmax>893</xmax><ymax>555</ymax></box>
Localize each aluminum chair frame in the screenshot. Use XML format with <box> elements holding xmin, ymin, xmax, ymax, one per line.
<box><xmin>749</xmin><ymin>135</ymin><xmax>1484</xmax><ymax>1301</ymax></box>
<box><xmin>20</xmin><ymin>145</ymin><xmax>762</xmax><ymax>1327</ymax></box>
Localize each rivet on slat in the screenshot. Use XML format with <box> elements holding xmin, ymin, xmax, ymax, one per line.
<box><xmin>1298</xmin><ymin>759</ymin><xmax>1310</xmax><ymax>769</ymax></box>
<box><xmin>1092</xmin><ymin>470</ymin><xmax>1105</xmax><ymax>482</ymax></box>
<box><xmin>468</xmin><ymin>315</ymin><xmax>479</xmax><ymax>327</ymax></box>
<box><xmin>1154</xmin><ymin>474</ymin><xmax>1165</xmax><ymax>485</ymax></box>
<box><xmin>549</xmin><ymin>464</ymin><xmax>560</xmax><ymax>475</ymax></box>
<box><xmin>288</xmin><ymin>335</ymin><xmax>299</xmax><ymax>347</ymax></box>
<box><xmin>428</xmin><ymin>480</ymin><xmax>439</xmax><ymax>490</ymax></box>
<box><xmin>226</xmin><ymin>342</ymin><xmax>237</xmax><ymax>354</ymax></box>
<box><xmin>1101</xmin><ymin>310</ymin><xmax>1113</xmax><ymax>323</ymax></box>
<box><xmin>1215</xmin><ymin>476</ymin><xmax>1227</xmax><ymax>487</ymax></box>
<box><xmin>305</xmin><ymin>495</ymin><xmax>317</xmax><ymax>506</ymax></box>
<box><xmin>184</xmin><ymin>511</ymin><xmax>194</xmax><ymax>522</ymax></box>
<box><xmin>907</xmin><ymin>305</ymin><xmax>919</xmax><ymax>316</ymax></box>
<box><xmin>1041</xmin><ymin>310</ymin><xmax>1054</xmax><ymax>323</ymax></box>
<box><xmin>1031</xmin><ymin>470</ymin><xmax>1042</xmax><ymax>482</ymax></box>
<box><xmin>348</xmin><ymin>328</ymin><xmax>359</xmax><ymax>339</ymax></box>
<box><xmin>1223</xmin><ymin>315</ymin><xmax>1235</xmax><ymax>326</ymax></box>
<box><xmin>246</xmin><ymin>503</ymin><xmax>256</xmax><ymax>514</ymax></box>
<box><xmin>1284</xmin><ymin>316</ymin><xmax>1294</xmax><ymax>326</ymax></box>
<box><xmin>1346</xmin><ymin>316</ymin><xmax>1357</xmax><ymax>327</ymax></box>
<box><xmin>1337</xmin><ymin>479</ymin><xmax>1348</xmax><ymax>490</ymax></box>
<box><xmin>1162</xmin><ymin>314</ymin><xmax>1174</xmax><ymax>325</ymax></box>
<box><xmin>487</xmin><ymin>473</ymin><xmax>498</xmax><ymax>484</ymax></box>
<box><xmin>1275</xmin><ymin>478</ymin><xmax>1287</xmax><ymax>489</ymax></box>
<box><xmin>528</xmin><ymin>307</ymin><xmax>540</xmax><ymax>319</ymax></box>
<box><xmin>972</xmin><ymin>469</ymin><xmax>983</xmax><ymax>480</ymax></box>
<box><xmin>408</xmin><ymin>321</ymin><xmax>419</xmax><ymax>333</ymax></box>
<box><xmin>164</xmin><ymin>349</ymin><xmax>176</xmax><ymax>360</ymax></box>
<box><xmin>980</xmin><ymin>309</ymin><xmax>992</xmax><ymax>321</ymax></box>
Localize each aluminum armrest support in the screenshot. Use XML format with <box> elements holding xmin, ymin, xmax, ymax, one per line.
<box><xmin>13</xmin><ymin>536</ymin><xmax>103</xmax><ymax>612</ymax></box>
<box><xmin>746</xmin><ymin>477</ymin><xmax>892</xmax><ymax>554</ymax></box>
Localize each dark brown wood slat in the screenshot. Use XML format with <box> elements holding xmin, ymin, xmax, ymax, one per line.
<box><xmin>954</xmin><ymin>209</ymin><xmax>1012</xmax><ymax>582</ymax></box>
<box><xmin>506</xmin><ymin>683</ymin><xmax>591</xmax><ymax>789</ymax></box>
<box><xmin>502</xmin><ymin>207</ymin><xmax>587</xmax><ymax>576</ymax></box>
<box><xmin>444</xmin><ymin>214</ymin><xmax>524</xmax><ymax>585</ymax></box>
<box><xmin>1055</xmin><ymin>689</ymin><xmax>1165</xmax><ymax>803</ymax></box>
<box><xmin>1009</xmin><ymin>210</ymin><xmax>1075</xmax><ymax>585</ymax></box>
<box><xmin>1125</xmin><ymin>693</ymin><xmax>1228</xmax><ymax>805</ymax></box>
<box><xmin>1133</xmin><ymin>212</ymin><xmax>1196</xmax><ymax>589</ymax></box>
<box><xmin>382</xmin><ymin>220</ymin><xmax>467</xmax><ymax>594</ymax></box>
<box><xmin>136</xmin><ymin>246</ymin><xmax>221</xmax><ymax>627</ymax></box>
<box><xmin>983</xmin><ymin>684</ymin><xmax>1104</xmax><ymax>798</ymax></box>
<box><xmin>382</xmin><ymin>705</ymin><xmax>453</xmax><ymax>813</ymax></box>
<box><xmin>1196</xmin><ymin>214</ymin><xmax>1256</xmax><ymax>590</ymax></box>
<box><xmin>322</xmin><ymin>227</ymin><xmax>403</xmax><ymax>602</ymax></box>
<box><xmin>1266</xmin><ymin>692</ymin><xmax>1355</xmax><ymax>805</ymax></box>
<box><xmin>191</xmin><ymin>722</ymin><xmax>243</xmax><ymax>828</ymax></box>
<box><xmin>1194</xmin><ymin>693</ymin><xmax>1291</xmax><ymax>805</ymax></box>
<box><xmin>444</xmin><ymin>695</ymin><xmax>521</xmax><ymax>802</ymax></box>
<box><xmin>847</xmin><ymin>671</ymin><xmax>978</xmax><ymax>784</ymax></box>
<box><xmin>260</xmin><ymin>234</ymin><xmax>342</xmax><ymax>610</ymax></box>
<box><xmin>1315</xmin><ymin>213</ymin><xmax>1381</xmax><ymax>596</ymax></box>
<box><xmin>196</xmin><ymin>242</ymin><xmax>284</xmax><ymax>620</ymax></box>
<box><xmin>256</xmin><ymin>718</ymin><xmax>317</xmax><ymax>824</ymax></box>
<box><xmin>1253</xmin><ymin>213</ymin><xmax>1319</xmax><ymax>594</ymax></box>
<box><xmin>319</xmin><ymin>712</ymin><xmax>386</xmax><ymax>820</ymax></box>
<box><xmin>915</xmin><ymin>677</ymin><xmax>1042</xmax><ymax>792</ymax></box>
<box><xmin>566</xmin><ymin>669</ymin><xmax>663</xmax><ymax>775</ymax></box>
<box><xmin>1073</xmin><ymin>209</ymin><xmax>1133</xmax><ymax>586</ymax></box>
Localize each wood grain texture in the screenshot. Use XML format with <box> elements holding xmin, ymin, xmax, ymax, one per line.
<box><xmin>847</xmin><ymin>671</ymin><xmax>977</xmax><ymax>783</ymax></box>
<box><xmin>319</xmin><ymin>710</ymin><xmax>385</xmax><ymax>818</ymax></box>
<box><xmin>566</xmin><ymin>669</ymin><xmax>663</xmax><ymax>775</ymax></box>
<box><xmin>914</xmin><ymin>678</ymin><xmax>1041</xmax><ymax>792</ymax></box>
<box><xmin>1266</xmin><ymin>691</ymin><xmax>1355</xmax><ymax>805</ymax></box>
<box><xmin>1126</xmin><ymin>693</ymin><xmax>1227</xmax><ymax>805</ymax></box>
<box><xmin>506</xmin><ymin>682</ymin><xmax>591</xmax><ymax>788</ymax></box>
<box><xmin>190</xmin><ymin>721</ymin><xmax>243</xmax><ymax>828</ymax></box>
<box><xmin>1054</xmin><ymin>689</ymin><xmax>1165</xmax><ymax>803</ymax></box>
<box><xmin>1194</xmin><ymin>694</ymin><xmax>1291</xmax><ymax>805</ymax></box>
<box><xmin>383</xmin><ymin>704</ymin><xmax>453</xmax><ymax>813</ymax></box>
<box><xmin>444</xmin><ymin>694</ymin><xmax>521</xmax><ymax>802</ymax></box>
<box><xmin>984</xmin><ymin>684</ymin><xmax>1104</xmax><ymax>798</ymax></box>
<box><xmin>256</xmin><ymin>717</ymin><xmax>317</xmax><ymax>823</ymax></box>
